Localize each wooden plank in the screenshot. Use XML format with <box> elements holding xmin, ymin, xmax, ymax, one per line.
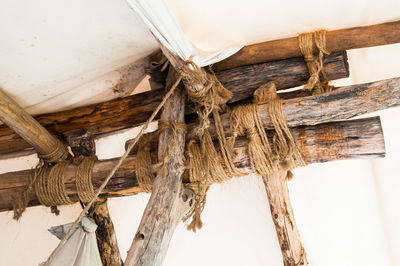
<box><xmin>214</xmin><ymin>20</ymin><xmax>400</xmax><ymax>71</ymax></box>
<box><xmin>0</xmin><ymin>117</ymin><xmax>384</xmax><ymax>213</ymax></box>
<box><xmin>0</xmin><ymin>88</ymin><xmax>67</xmax><ymax>160</ymax></box>
<box><xmin>0</xmin><ymin>52</ymin><xmax>349</xmax><ymax>158</ymax></box>
<box><xmin>124</xmin><ymin>70</ymin><xmax>192</xmax><ymax>266</ymax></box>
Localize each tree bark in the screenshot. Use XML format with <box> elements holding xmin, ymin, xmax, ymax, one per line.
<box><xmin>0</xmin><ymin>117</ymin><xmax>384</xmax><ymax>213</ymax></box>
<box><xmin>263</xmin><ymin>171</ymin><xmax>306</xmax><ymax>266</ymax></box>
<box><xmin>124</xmin><ymin>70</ymin><xmax>192</xmax><ymax>266</ymax></box>
<box><xmin>0</xmin><ymin>52</ymin><xmax>348</xmax><ymax>159</ymax></box>
<box><xmin>214</xmin><ymin>20</ymin><xmax>400</xmax><ymax>70</ymax></box>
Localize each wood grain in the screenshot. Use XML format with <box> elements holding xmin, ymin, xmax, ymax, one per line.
<box><xmin>0</xmin><ymin>117</ymin><xmax>384</xmax><ymax>213</ymax></box>
<box><xmin>263</xmin><ymin>171</ymin><xmax>306</xmax><ymax>266</ymax></box>
<box><xmin>0</xmin><ymin>88</ymin><xmax>67</xmax><ymax>158</ymax></box>
<box><xmin>125</xmin><ymin>70</ymin><xmax>191</xmax><ymax>266</ymax></box>
<box><xmin>0</xmin><ymin>52</ymin><xmax>349</xmax><ymax>158</ymax></box>
<box><xmin>214</xmin><ymin>20</ymin><xmax>400</xmax><ymax>71</ymax></box>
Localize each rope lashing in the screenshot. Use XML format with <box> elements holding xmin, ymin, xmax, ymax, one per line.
<box><xmin>298</xmin><ymin>30</ymin><xmax>334</xmax><ymax>95</ymax></box>
<box><xmin>74</xmin><ymin>155</ymin><xmax>96</xmax><ymax>203</ymax></box>
<box><xmin>43</xmin><ymin>60</ymin><xmax>185</xmax><ymax>266</ymax></box>
<box><xmin>136</xmin><ymin>120</ymin><xmax>186</xmax><ymax>193</ymax></box>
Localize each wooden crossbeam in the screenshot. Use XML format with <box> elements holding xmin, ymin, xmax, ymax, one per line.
<box><xmin>0</xmin><ymin>52</ymin><xmax>348</xmax><ymax>159</ymax></box>
<box><xmin>0</xmin><ymin>117</ymin><xmax>384</xmax><ymax>213</ymax></box>
<box><xmin>214</xmin><ymin>20</ymin><xmax>400</xmax><ymax>70</ymax></box>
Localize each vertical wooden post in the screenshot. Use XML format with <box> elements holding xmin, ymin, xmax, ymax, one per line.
<box><xmin>124</xmin><ymin>69</ymin><xmax>193</xmax><ymax>266</ymax></box>
<box><xmin>263</xmin><ymin>171</ymin><xmax>307</xmax><ymax>266</ymax></box>
<box><xmin>67</xmin><ymin>129</ymin><xmax>123</xmax><ymax>266</ymax></box>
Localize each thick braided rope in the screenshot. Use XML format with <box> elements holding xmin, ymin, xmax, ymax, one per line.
<box><xmin>35</xmin><ymin>160</ymin><xmax>73</xmax><ymax>206</ymax></box>
<box><xmin>42</xmin><ymin>67</ymin><xmax>183</xmax><ymax>266</ymax></box>
<box><xmin>75</xmin><ymin>156</ymin><xmax>96</xmax><ymax>203</ymax></box>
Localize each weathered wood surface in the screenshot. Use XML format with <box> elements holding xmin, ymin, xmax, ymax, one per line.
<box><xmin>0</xmin><ymin>88</ymin><xmax>67</xmax><ymax>158</ymax></box>
<box><xmin>0</xmin><ymin>117</ymin><xmax>384</xmax><ymax>213</ymax></box>
<box><xmin>125</xmin><ymin>70</ymin><xmax>192</xmax><ymax>266</ymax></box>
<box><xmin>191</xmin><ymin>77</ymin><xmax>400</xmax><ymax>139</ymax></box>
<box><xmin>90</xmin><ymin>199</ymin><xmax>123</xmax><ymax>266</ymax></box>
<box><xmin>67</xmin><ymin>129</ymin><xmax>123</xmax><ymax>266</ymax></box>
<box><xmin>263</xmin><ymin>171</ymin><xmax>306</xmax><ymax>266</ymax></box>
<box><xmin>0</xmin><ymin>52</ymin><xmax>349</xmax><ymax>158</ymax></box>
<box><xmin>215</xmin><ymin>20</ymin><xmax>400</xmax><ymax>70</ymax></box>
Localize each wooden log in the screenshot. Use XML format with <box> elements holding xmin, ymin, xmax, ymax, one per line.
<box><xmin>263</xmin><ymin>171</ymin><xmax>306</xmax><ymax>266</ymax></box>
<box><xmin>214</xmin><ymin>20</ymin><xmax>400</xmax><ymax>71</ymax></box>
<box><xmin>90</xmin><ymin>199</ymin><xmax>123</xmax><ymax>266</ymax></box>
<box><xmin>0</xmin><ymin>52</ymin><xmax>349</xmax><ymax>159</ymax></box>
<box><xmin>125</xmin><ymin>70</ymin><xmax>192</xmax><ymax>266</ymax></box>
<box><xmin>188</xmin><ymin>77</ymin><xmax>400</xmax><ymax>139</ymax></box>
<box><xmin>0</xmin><ymin>88</ymin><xmax>67</xmax><ymax>159</ymax></box>
<box><xmin>0</xmin><ymin>117</ymin><xmax>384</xmax><ymax>213</ymax></box>
<box><xmin>67</xmin><ymin>129</ymin><xmax>123</xmax><ymax>266</ymax></box>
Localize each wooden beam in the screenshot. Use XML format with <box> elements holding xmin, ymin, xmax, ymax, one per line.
<box><xmin>67</xmin><ymin>129</ymin><xmax>123</xmax><ymax>266</ymax></box>
<box><xmin>0</xmin><ymin>52</ymin><xmax>349</xmax><ymax>158</ymax></box>
<box><xmin>0</xmin><ymin>117</ymin><xmax>384</xmax><ymax>213</ymax></box>
<box><xmin>214</xmin><ymin>20</ymin><xmax>400</xmax><ymax>71</ymax></box>
<box><xmin>263</xmin><ymin>171</ymin><xmax>306</xmax><ymax>266</ymax></box>
<box><xmin>124</xmin><ymin>70</ymin><xmax>192</xmax><ymax>266</ymax></box>
<box><xmin>190</xmin><ymin>77</ymin><xmax>400</xmax><ymax>139</ymax></box>
<box><xmin>0</xmin><ymin>88</ymin><xmax>67</xmax><ymax>160</ymax></box>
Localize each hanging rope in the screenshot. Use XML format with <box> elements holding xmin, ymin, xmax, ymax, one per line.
<box><xmin>298</xmin><ymin>30</ymin><xmax>333</xmax><ymax>95</ymax></box>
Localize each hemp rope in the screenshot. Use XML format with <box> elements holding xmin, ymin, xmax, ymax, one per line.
<box><xmin>13</xmin><ymin>140</ymin><xmax>70</xmax><ymax>220</ymax></box>
<box><xmin>136</xmin><ymin>120</ymin><xmax>186</xmax><ymax>193</ymax></box>
<box><xmin>42</xmin><ymin>64</ymin><xmax>183</xmax><ymax>266</ymax></box>
<box><xmin>74</xmin><ymin>155</ymin><xmax>96</xmax><ymax>203</ymax></box>
<box><xmin>298</xmin><ymin>30</ymin><xmax>333</xmax><ymax>95</ymax></box>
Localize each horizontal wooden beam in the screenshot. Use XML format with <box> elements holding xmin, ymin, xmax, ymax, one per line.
<box><xmin>0</xmin><ymin>52</ymin><xmax>349</xmax><ymax>159</ymax></box>
<box><xmin>0</xmin><ymin>117</ymin><xmax>384</xmax><ymax>213</ymax></box>
<box><xmin>190</xmin><ymin>77</ymin><xmax>400</xmax><ymax>140</ymax></box>
<box><xmin>214</xmin><ymin>20</ymin><xmax>400</xmax><ymax>71</ymax></box>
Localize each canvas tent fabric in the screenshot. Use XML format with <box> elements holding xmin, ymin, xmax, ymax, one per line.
<box><xmin>41</xmin><ymin>217</ymin><xmax>102</xmax><ymax>266</ymax></box>
<box><xmin>0</xmin><ymin>0</ymin><xmax>400</xmax><ymax>265</ymax></box>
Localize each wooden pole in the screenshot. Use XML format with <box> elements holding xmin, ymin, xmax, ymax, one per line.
<box><xmin>190</xmin><ymin>77</ymin><xmax>400</xmax><ymax>139</ymax></box>
<box><xmin>124</xmin><ymin>70</ymin><xmax>193</xmax><ymax>266</ymax></box>
<box><xmin>0</xmin><ymin>88</ymin><xmax>67</xmax><ymax>159</ymax></box>
<box><xmin>0</xmin><ymin>51</ymin><xmax>349</xmax><ymax>159</ymax></box>
<box><xmin>263</xmin><ymin>171</ymin><xmax>306</xmax><ymax>266</ymax></box>
<box><xmin>214</xmin><ymin>20</ymin><xmax>400</xmax><ymax>70</ymax></box>
<box><xmin>67</xmin><ymin>129</ymin><xmax>123</xmax><ymax>266</ymax></box>
<box><xmin>0</xmin><ymin>117</ymin><xmax>384</xmax><ymax>213</ymax></box>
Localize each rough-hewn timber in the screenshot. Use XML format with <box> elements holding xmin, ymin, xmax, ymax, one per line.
<box><xmin>188</xmin><ymin>77</ymin><xmax>400</xmax><ymax>139</ymax></box>
<box><xmin>125</xmin><ymin>70</ymin><xmax>191</xmax><ymax>266</ymax></box>
<box><xmin>0</xmin><ymin>52</ymin><xmax>348</xmax><ymax>159</ymax></box>
<box><xmin>0</xmin><ymin>117</ymin><xmax>384</xmax><ymax>213</ymax></box>
<box><xmin>214</xmin><ymin>20</ymin><xmax>400</xmax><ymax>70</ymax></box>
<box><xmin>263</xmin><ymin>171</ymin><xmax>306</xmax><ymax>266</ymax></box>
